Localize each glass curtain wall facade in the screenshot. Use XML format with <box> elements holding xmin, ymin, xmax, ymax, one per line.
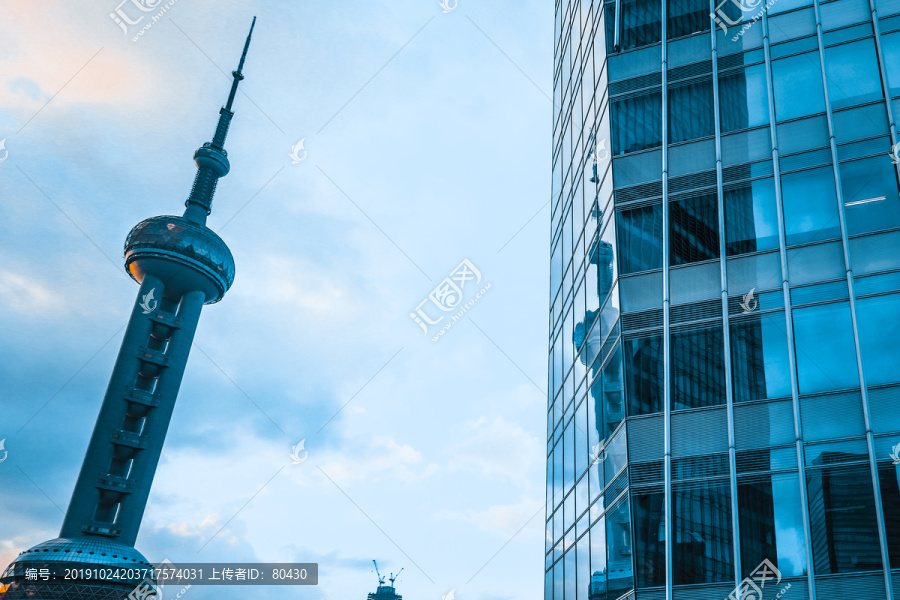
<box><xmin>547</xmin><ymin>0</ymin><xmax>900</xmax><ymax>598</ymax></box>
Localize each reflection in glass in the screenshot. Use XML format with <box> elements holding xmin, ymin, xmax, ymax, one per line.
<box><xmin>772</xmin><ymin>52</ymin><xmax>826</xmax><ymax>121</ymax></box>
<box><xmin>669</xmin><ymin>79</ymin><xmax>715</xmax><ymax>143</ymax></box>
<box><xmin>620</xmin><ymin>0</ymin><xmax>662</xmax><ymax>49</ymax></box>
<box><xmin>737</xmin><ymin>473</ymin><xmax>807</xmax><ymax>577</ymax></box>
<box><xmin>554</xmin><ymin>558</ymin><xmax>564</xmax><ymax>600</ymax></box>
<box><xmin>670</xmin><ymin>192</ymin><xmax>720</xmax><ymax>265</ymax></box>
<box><xmin>577</xmin><ymin>535</ymin><xmax>590</xmax><ymax>600</ymax></box>
<box><xmin>719</xmin><ymin>64</ymin><xmax>770</xmax><ymax>132</ymax></box>
<box><xmin>625</xmin><ymin>334</ymin><xmax>665</xmax><ymax>415</ymax></box>
<box><xmin>824</xmin><ymin>39</ymin><xmax>883</xmax><ymax>109</ymax></box>
<box><xmin>781</xmin><ymin>166</ymin><xmax>840</xmax><ymax>245</ymax></box>
<box><xmin>792</xmin><ymin>302</ymin><xmax>860</xmax><ymax>394</ymax></box>
<box><xmin>840</xmin><ymin>157</ymin><xmax>900</xmax><ymax>236</ymax></box>
<box><xmin>611</xmin><ymin>91</ymin><xmax>662</xmax><ymax>154</ymax></box>
<box><xmin>724</xmin><ymin>178</ymin><xmax>780</xmax><ymax>255</ymax></box>
<box><xmin>617</xmin><ymin>203</ymin><xmax>663</xmax><ymax>273</ymax></box>
<box><xmin>604</xmin><ymin>427</ymin><xmax>629</xmax><ymax>484</ymax></box>
<box><xmin>589</xmin><ymin>516</ymin><xmax>608</xmax><ymax>600</ymax></box>
<box><xmin>633</xmin><ymin>492</ymin><xmax>666</xmax><ymax>587</ymax></box>
<box><xmin>606</xmin><ymin>499</ymin><xmax>635</xmax><ymax>598</ymax></box>
<box><xmin>856</xmin><ymin>293</ymin><xmax>900</xmax><ymax>386</ymax></box>
<box><xmin>673</xmin><ymin>482</ymin><xmax>734</xmax><ymax>584</ymax></box>
<box><xmin>807</xmin><ymin>464</ymin><xmax>882</xmax><ymax>573</ymax></box>
<box><xmin>668</xmin><ymin>0</ymin><xmax>710</xmax><ymax>38</ymax></box>
<box><xmin>730</xmin><ymin>313</ymin><xmax>792</xmax><ymax>403</ymax></box>
<box><xmin>565</xmin><ymin>546</ymin><xmax>577</xmax><ymax>600</ymax></box>
<box><xmin>671</xmin><ymin>324</ymin><xmax>726</xmax><ymax>410</ymax></box>
<box><xmin>877</xmin><ymin>462</ymin><xmax>900</xmax><ymax>569</ymax></box>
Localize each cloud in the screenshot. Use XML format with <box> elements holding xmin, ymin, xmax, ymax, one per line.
<box><xmin>0</xmin><ymin>270</ymin><xmax>65</xmax><ymax>316</ymax></box>
<box><xmin>445</xmin><ymin>416</ymin><xmax>542</xmax><ymax>487</ymax></box>
<box><xmin>434</xmin><ymin>497</ymin><xmax>543</xmax><ymax>539</ymax></box>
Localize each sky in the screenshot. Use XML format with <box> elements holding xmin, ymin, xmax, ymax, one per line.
<box><xmin>0</xmin><ymin>1</ymin><xmax>553</xmax><ymax>600</ymax></box>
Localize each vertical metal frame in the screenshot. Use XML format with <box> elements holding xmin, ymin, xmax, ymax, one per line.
<box><xmin>708</xmin><ymin>5</ymin><xmax>744</xmax><ymax>591</ymax></box>
<box><xmin>758</xmin><ymin>7</ymin><xmax>819</xmax><ymax>600</ymax></box>
<box><xmin>660</xmin><ymin>2</ymin><xmax>674</xmax><ymax>598</ymax></box>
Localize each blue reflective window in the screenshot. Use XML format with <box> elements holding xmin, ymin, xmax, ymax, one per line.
<box><xmin>877</xmin><ymin>462</ymin><xmax>900</xmax><ymax>569</ymax></box>
<box><xmin>719</xmin><ymin>64</ymin><xmax>770</xmax><ymax>133</ymax></box>
<box><xmin>724</xmin><ymin>177</ymin><xmax>780</xmax><ymax>255</ymax></box>
<box><xmin>576</xmin><ymin>535</ymin><xmax>590</xmax><ymax>600</ymax></box>
<box><xmin>772</xmin><ymin>52</ymin><xmax>826</xmax><ymax>121</ymax></box>
<box><xmin>856</xmin><ymin>293</ymin><xmax>900</xmax><ymax>386</ymax></box>
<box><xmin>808</xmin><ymin>464</ymin><xmax>883</xmax><ymax>573</ymax></box>
<box><xmin>673</xmin><ymin>483</ymin><xmax>734</xmax><ymax>583</ymax></box>
<box><xmin>824</xmin><ymin>40</ymin><xmax>883</xmax><ymax>109</ymax></box>
<box><xmin>671</xmin><ymin>324</ymin><xmax>727</xmax><ymax>410</ymax></box>
<box><xmin>617</xmin><ymin>203</ymin><xmax>663</xmax><ymax>273</ymax></box>
<box><xmin>792</xmin><ymin>302</ymin><xmax>860</xmax><ymax>394</ymax></box>
<box><xmin>633</xmin><ymin>492</ymin><xmax>666</xmax><ymax>586</ymax></box>
<box><xmin>625</xmin><ymin>334</ymin><xmax>665</xmax><ymax>415</ymax></box>
<box><xmin>668</xmin><ymin>0</ymin><xmax>710</xmax><ymax>38</ymax></box>
<box><xmin>881</xmin><ymin>31</ymin><xmax>900</xmax><ymax>96</ymax></box>
<box><xmin>620</xmin><ymin>0</ymin><xmax>662</xmax><ymax>49</ymax></box>
<box><xmin>611</xmin><ymin>91</ymin><xmax>662</xmax><ymax>153</ymax></box>
<box><xmin>840</xmin><ymin>157</ymin><xmax>900</xmax><ymax>236</ymax></box>
<box><xmin>738</xmin><ymin>473</ymin><xmax>808</xmax><ymax>577</ymax></box>
<box><xmin>669</xmin><ymin>78</ymin><xmax>715</xmax><ymax>143</ymax></box>
<box><xmin>565</xmin><ymin>546</ymin><xmax>577</xmax><ymax>600</ymax></box>
<box><xmin>731</xmin><ymin>313</ymin><xmax>793</xmax><ymax>402</ymax></box>
<box><xmin>606</xmin><ymin>499</ymin><xmax>635</xmax><ymax>597</ymax></box>
<box><xmin>670</xmin><ymin>192</ymin><xmax>720</xmax><ymax>265</ymax></box>
<box><xmin>590</xmin><ymin>515</ymin><xmax>608</xmax><ymax>599</ymax></box>
<box><xmin>781</xmin><ymin>166</ymin><xmax>840</xmax><ymax>245</ymax></box>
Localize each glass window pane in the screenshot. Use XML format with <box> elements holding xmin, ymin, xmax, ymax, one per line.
<box><xmin>856</xmin><ymin>293</ymin><xmax>900</xmax><ymax>386</ymax></box>
<box><xmin>577</xmin><ymin>534</ymin><xmax>590</xmax><ymax>600</ymax></box>
<box><xmin>781</xmin><ymin>166</ymin><xmax>840</xmax><ymax>245</ymax></box>
<box><xmin>724</xmin><ymin>177</ymin><xmax>779</xmax><ymax>255</ymax></box>
<box><xmin>625</xmin><ymin>334</ymin><xmax>665</xmax><ymax>415</ymax></box>
<box><xmin>673</xmin><ymin>483</ymin><xmax>734</xmax><ymax>584</ymax></box>
<box><xmin>824</xmin><ymin>40</ymin><xmax>883</xmax><ymax>109</ymax></box>
<box><xmin>670</xmin><ymin>192</ymin><xmax>720</xmax><ymax>265</ymax></box>
<box><xmin>565</xmin><ymin>547</ymin><xmax>577</xmax><ymax>600</ymax></box>
<box><xmin>617</xmin><ymin>203</ymin><xmax>663</xmax><ymax>273</ymax></box>
<box><xmin>792</xmin><ymin>302</ymin><xmax>860</xmax><ymax>394</ymax></box>
<box><xmin>633</xmin><ymin>492</ymin><xmax>666</xmax><ymax>587</ymax></box>
<box><xmin>877</xmin><ymin>462</ymin><xmax>900</xmax><ymax>569</ymax></box>
<box><xmin>590</xmin><ymin>515</ymin><xmax>608</xmax><ymax>599</ymax></box>
<box><xmin>669</xmin><ymin>78</ymin><xmax>715</xmax><ymax>143</ymax></box>
<box><xmin>840</xmin><ymin>157</ymin><xmax>900</xmax><ymax>236</ymax></box>
<box><xmin>882</xmin><ymin>31</ymin><xmax>900</xmax><ymax>96</ymax></box>
<box><xmin>668</xmin><ymin>0</ymin><xmax>710</xmax><ymax>38</ymax></box>
<box><xmin>808</xmin><ymin>465</ymin><xmax>882</xmax><ymax>573</ymax></box>
<box><xmin>731</xmin><ymin>312</ymin><xmax>793</xmax><ymax>402</ymax></box>
<box><xmin>737</xmin><ymin>473</ymin><xmax>808</xmax><ymax>577</ymax></box>
<box><xmin>671</xmin><ymin>324</ymin><xmax>727</xmax><ymax>410</ymax></box>
<box><xmin>719</xmin><ymin>64</ymin><xmax>770</xmax><ymax>133</ymax></box>
<box><xmin>768</xmin><ymin>0</ymin><xmax>812</xmax><ymax>14</ymax></box>
<box><xmin>772</xmin><ymin>52</ymin><xmax>826</xmax><ymax>121</ymax></box>
<box><xmin>611</xmin><ymin>90</ymin><xmax>662</xmax><ymax>154</ymax></box>
<box><xmin>606</xmin><ymin>499</ymin><xmax>635</xmax><ymax>597</ymax></box>
<box><xmin>621</xmin><ymin>0</ymin><xmax>662</xmax><ymax>49</ymax></box>
<box><xmin>593</xmin><ymin>343</ymin><xmax>626</xmax><ymax>440</ymax></box>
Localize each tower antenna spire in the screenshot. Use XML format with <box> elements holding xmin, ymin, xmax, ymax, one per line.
<box><xmin>183</xmin><ymin>16</ymin><xmax>257</xmax><ymax>223</ymax></box>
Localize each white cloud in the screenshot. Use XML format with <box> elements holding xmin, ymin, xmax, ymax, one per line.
<box><xmin>445</xmin><ymin>416</ymin><xmax>542</xmax><ymax>487</ymax></box>
<box><xmin>434</xmin><ymin>497</ymin><xmax>543</xmax><ymax>539</ymax></box>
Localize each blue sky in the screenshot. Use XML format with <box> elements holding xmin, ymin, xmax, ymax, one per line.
<box><xmin>0</xmin><ymin>1</ymin><xmax>552</xmax><ymax>599</ymax></box>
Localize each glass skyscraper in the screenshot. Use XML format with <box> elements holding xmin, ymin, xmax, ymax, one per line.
<box><xmin>547</xmin><ymin>0</ymin><xmax>900</xmax><ymax>598</ymax></box>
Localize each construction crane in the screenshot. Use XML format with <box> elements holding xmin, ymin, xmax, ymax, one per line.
<box><xmin>373</xmin><ymin>560</ymin><xmax>386</xmax><ymax>585</ymax></box>
<box><xmin>388</xmin><ymin>568</ymin><xmax>404</xmax><ymax>587</ymax></box>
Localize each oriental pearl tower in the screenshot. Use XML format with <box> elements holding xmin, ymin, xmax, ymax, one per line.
<box><xmin>0</xmin><ymin>18</ymin><xmax>257</xmax><ymax>600</ymax></box>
